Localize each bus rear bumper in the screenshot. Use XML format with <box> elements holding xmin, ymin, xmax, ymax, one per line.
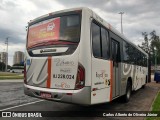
<box><xmin>24</xmin><ymin>84</ymin><xmax>91</xmax><ymax>105</ymax></box>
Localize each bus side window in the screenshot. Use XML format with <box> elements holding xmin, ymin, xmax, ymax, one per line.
<box><xmin>101</xmin><ymin>27</ymin><xmax>110</xmax><ymax>59</ymax></box>
<box><xmin>92</xmin><ymin>22</ymin><xmax>101</xmax><ymax>58</ymax></box>
<box><xmin>123</xmin><ymin>41</ymin><xmax>129</xmax><ymax>63</ymax></box>
<box><xmin>143</xmin><ymin>54</ymin><xmax>146</xmax><ymax>67</ymax></box>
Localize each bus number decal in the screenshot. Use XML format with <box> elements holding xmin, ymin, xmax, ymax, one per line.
<box><xmin>53</xmin><ymin>74</ymin><xmax>74</xmax><ymax>79</ymax></box>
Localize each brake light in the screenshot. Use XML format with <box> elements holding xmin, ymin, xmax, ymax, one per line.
<box><xmin>75</xmin><ymin>63</ymin><xmax>85</xmax><ymax>89</ymax></box>
<box><xmin>24</xmin><ymin>64</ymin><xmax>27</xmax><ymax>84</ymax></box>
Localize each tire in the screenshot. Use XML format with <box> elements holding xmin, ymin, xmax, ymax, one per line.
<box><xmin>123</xmin><ymin>81</ymin><xmax>132</xmax><ymax>103</ymax></box>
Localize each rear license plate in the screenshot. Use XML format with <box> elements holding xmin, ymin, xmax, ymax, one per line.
<box><xmin>40</xmin><ymin>92</ymin><xmax>52</xmax><ymax>98</ymax></box>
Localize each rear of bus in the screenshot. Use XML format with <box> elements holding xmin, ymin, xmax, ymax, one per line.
<box><xmin>24</xmin><ymin>8</ymin><xmax>92</xmax><ymax>105</ymax></box>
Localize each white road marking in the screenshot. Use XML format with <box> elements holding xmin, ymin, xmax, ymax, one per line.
<box><xmin>0</xmin><ymin>100</ymin><xmax>44</xmax><ymax>111</ymax></box>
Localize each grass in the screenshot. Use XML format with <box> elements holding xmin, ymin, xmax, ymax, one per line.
<box><xmin>146</xmin><ymin>92</ymin><xmax>160</xmax><ymax>120</ymax></box>
<box><xmin>0</xmin><ymin>72</ymin><xmax>24</xmax><ymax>79</ymax></box>
<box><xmin>0</xmin><ymin>76</ymin><xmax>24</xmax><ymax>79</ymax></box>
<box><xmin>0</xmin><ymin>72</ymin><xmax>21</xmax><ymax>76</ymax></box>
<box><xmin>152</xmin><ymin>92</ymin><xmax>160</xmax><ymax>111</ymax></box>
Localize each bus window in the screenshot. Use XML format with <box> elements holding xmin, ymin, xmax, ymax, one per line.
<box><xmin>27</xmin><ymin>14</ymin><xmax>81</xmax><ymax>49</ymax></box>
<box><xmin>123</xmin><ymin>41</ymin><xmax>130</xmax><ymax>63</ymax></box>
<box><xmin>60</xmin><ymin>15</ymin><xmax>81</xmax><ymax>42</ymax></box>
<box><xmin>27</xmin><ymin>13</ymin><xmax>81</xmax><ymax>57</ymax></box>
<box><xmin>92</xmin><ymin>22</ymin><xmax>101</xmax><ymax>58</ymax></box>
<box><xmin>101</xmin><ymin>27</ymin><xmax>110</xmax><ymax>59</ymax></box>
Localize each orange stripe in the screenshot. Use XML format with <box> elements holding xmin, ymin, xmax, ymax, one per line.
<box><xmin>110</xmin><ymin>61</ymin><xmax>113</xmax><ymax>101</ymax></box>
<box><xmin>47</xmin><ymin>56</ymin><xmax>52</xmax><ymax>88</ymax></box>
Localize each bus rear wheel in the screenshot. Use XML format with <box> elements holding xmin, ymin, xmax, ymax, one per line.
<box><xmin>123</xmin><ymin>81</ymin><xmax>132</xmax><ymax>103</ymax></box>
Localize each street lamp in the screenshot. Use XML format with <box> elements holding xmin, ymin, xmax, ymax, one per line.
<box><xmin>119</xmin><ymin>12</ymin><xmax>124</xmax><ymax>34</ymax></box>
<box><xmin>154</xmin><ymin>47</ymin><xmax>157</xmax><ymax>71</ymax></box>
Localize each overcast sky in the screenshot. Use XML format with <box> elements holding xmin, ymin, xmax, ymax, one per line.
<box><xmin>0</xmin><ymin>0</ymin><xmax>160</xmax><ymax>65</ymax></box>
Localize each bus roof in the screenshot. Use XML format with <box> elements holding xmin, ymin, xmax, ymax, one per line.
<box><xmin>28</xmin><ymin>7</ymin><xmax>89</xmax><ymax>24</ymax></box>
<box><xmin>28</xmin><ymin>7</ymin><xmax>148</xmax><ymax>57</ymax></box>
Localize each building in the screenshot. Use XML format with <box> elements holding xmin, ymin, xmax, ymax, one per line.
<box><xmin>0</xmin><ymin>52</ymin><xmax>7</xmax><ymax>64</ymax></box>
<box><xmin>13</xmin><ymin>51</ymin><xmax>24</xmax><ymax>65</ymax></box>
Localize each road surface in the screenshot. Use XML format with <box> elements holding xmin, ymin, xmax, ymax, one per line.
<box><xmin>0</xmin><ymin>80</ymin><xmax>159</xmax><ymax>120</ymax></box>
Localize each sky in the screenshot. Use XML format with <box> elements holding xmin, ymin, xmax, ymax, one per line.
<box><xmin>0</xmin><ymin>0</ymin><xmax>160</xmax><ymax>65</ymax></box>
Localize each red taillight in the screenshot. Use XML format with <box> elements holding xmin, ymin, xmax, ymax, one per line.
<box><xmin>24</xmin><ymin>64</ymin><xmax>27</xmax><ymax>84</ymax></box>
<box><xmin>75</xmin><ymin>63</ymin><xmax>85</xmax><ymax>89</ymax></box>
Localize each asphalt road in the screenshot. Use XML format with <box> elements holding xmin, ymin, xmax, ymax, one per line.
<box><xmin>0</xmin><ymin>81</ymin><xmax>159</xmax><ymax>120</ymax></box>
<box><xmin>0</xmin><ymin>82</ymin><xmax>38</xmax><ymax>110</ymax></box>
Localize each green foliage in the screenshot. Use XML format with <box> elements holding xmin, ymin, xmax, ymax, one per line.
<box><xmin>139</xmin><ymin>30</ymin><xmax>160</xmax><ymax>64</ymax></box>
<box><xmin>152</xmin><ymin>92</ymin><xmax>160</xmax><ymax>111</ymax></box>
<box><xmin>0</xmin><ymin>62</ymin><xmax>6</xmax><ymax>71</ymax></box>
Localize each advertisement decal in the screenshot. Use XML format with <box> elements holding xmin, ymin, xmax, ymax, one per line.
<box><xmin>28</xmin><ymin>18</ymin><xmax>60</xmax><ymax>48</ymax></box>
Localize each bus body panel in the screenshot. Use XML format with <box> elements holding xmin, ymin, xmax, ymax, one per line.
<box><xmin>133</xmin><ymin>66</ymin><xmax>147</xmax><ymax>90</ymax></box>
<box><xmin>26</xmin><ymin>48</ymin><xmax>79</xmax><ymax>90</ymax></box>
<box><xmin>121</xmin><ymin>63</ymin><xmax>148</xmax><ymax>92</ymax></box>
<box><xmin>90</xmin><ymin>13</ymin><xmax>112</xmax><ymax>104</ymax></box>
<box><xmin>24</xmin><ymin>84</ymin><xmax>91</xmax><ymax>105</ymax></box>
<box><xmin>78</xmin><ymin>8</ymin><xmax>92</xmax><ymax>87</ymax></box>
<box><xmin>91</xmin><ymin>58</ymin><xmax>111</xmax><ymax>104</ymax></box>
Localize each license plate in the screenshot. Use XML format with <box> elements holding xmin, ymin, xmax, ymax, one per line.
<box><xmin>40</xmin><ymin>92</ymin><xmax>52</xmax><ymax>98</ymax></box>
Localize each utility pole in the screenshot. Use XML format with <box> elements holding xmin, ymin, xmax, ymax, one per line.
<box><xmin>154</xmin><ymin>47</ymin><xmax>157</xmax><ymax>71</ymax></box>
<box><xmin>5</xmin><ymin>37</ymin><xmax>9</xmax><ymax>72</ymax></box>
<box><xmin>119</xmin><ymin>12</ymin><xmax>124</xmax><ymax>34</ymax></box>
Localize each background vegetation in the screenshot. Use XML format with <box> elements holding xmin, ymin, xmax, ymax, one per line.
<box><xmin>139</xmin><ymin>30</ymin><xmax>160</xmax><ymax>65</ymax></box>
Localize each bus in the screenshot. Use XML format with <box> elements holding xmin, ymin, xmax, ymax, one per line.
<box><xmin>10</xmin><ymin>66</ymin><xmax>24</xmax><ymax>73</ymax></box>
<box><xmin>24</xmin><ymin>7</ymin><xmax>148</xmax><ymax>105</ymax></box>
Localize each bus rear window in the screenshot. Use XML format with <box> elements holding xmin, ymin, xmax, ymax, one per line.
<box><xmin>27</xmin><ymin>14</ymin><xmax>81</xmax><ymax>49</ymax></box>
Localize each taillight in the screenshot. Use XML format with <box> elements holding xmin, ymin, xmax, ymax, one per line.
<box><xmin>75</xmin><ymin>63</ymin><xmax>85</xmax><ymax>89</ymax></box>
<box><xmin>24</xmin><ymin>64</ymin><xmax>27</xmax><ymax>84</ymax></box>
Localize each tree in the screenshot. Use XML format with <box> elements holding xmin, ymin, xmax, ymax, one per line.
<box><xmin>138</xmin><ymin>32</ymin><xmax>151</xmax><ymax>54</ymax></box>
<box><xmin>139</xmin><ymin>30</ymin><xmax>160</xmax><ymax>65</ymax></box>
<box><xmin>0</xmin><ymin>62</ymin><xmax>6</xmax><ymax>71</ymax></box>
<box><xmin>150</xmin><ymin>31</ymin><xmax>160</xmax><ymax>64</ymax></box>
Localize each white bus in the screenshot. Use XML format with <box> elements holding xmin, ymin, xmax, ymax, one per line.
<box><xmin>10</xmin><ymin>66</ymin><xmax>24</xmax><ymax>73</ymax></box>
<box><xmin>24</xmin><ymin>7</ymin><xmax>148</xmax><ymax>105</ymax></box>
